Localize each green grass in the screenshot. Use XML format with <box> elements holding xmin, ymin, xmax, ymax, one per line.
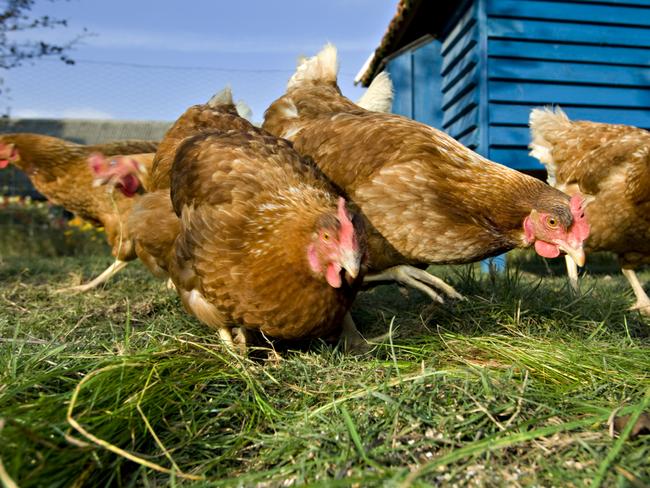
<box><xmin>1</xmin><ymin>244</ymin><xmax>649</xmax><ymax>487</ymax></box>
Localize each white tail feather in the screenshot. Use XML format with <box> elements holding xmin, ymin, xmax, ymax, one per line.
<box><xmin>356</xmin><ymin>71</ymin><xmax>393</xmax><ymax>113</ymax></box>
<box><xmin>235</xmin><ymin>100</ymin><xmax>253</xmax><ymax>122</ymax></box>
<box><xmin>207</xmin><ymin>86</ymin><xmax>233</xmax><ymax>107</ymax></box>
<box><xmin>288</xmin><ymin>43</ymin><xmax>339</xmax><ymax>88</ymax></box>
<box><xmin>529</xmin><ymin>106</ymin><xmax>571</xmax><ymax>186</ymax></box>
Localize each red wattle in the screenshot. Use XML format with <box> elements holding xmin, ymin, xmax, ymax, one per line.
<box><xmin>326</xmin><ymin>263</ymin><xmax>342</xmax><ymax>288</ymax></box>
<box><xmin>0</xmin><ymin>159</ymin><xmax>9</xmax><ymax>169</ymax></box>
<box><xmin>534</xmin><ymin>240</ymin><xmax>560</xmax><ymax>259</ymax></box>
<box><xmin>120</xmin><ymin>174</ymin><xmax>140</xmax><ymax>197</ymax></box>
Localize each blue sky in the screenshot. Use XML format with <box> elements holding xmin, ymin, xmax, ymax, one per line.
<box><xmin>4</xmin><ymin>0</ymin><xmax>396</xmax><ymax>122</ymax></box>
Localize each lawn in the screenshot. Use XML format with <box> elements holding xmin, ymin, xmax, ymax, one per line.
<box><xmin>1</xmin><ymin>232</ymin><xmax>649</xmax><ymax>487</ymax></box>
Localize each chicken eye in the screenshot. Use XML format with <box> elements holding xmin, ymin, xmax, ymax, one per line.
<box><xmin>547</xmin><ymin>217</ymin><xmax>558</xmax><ymax>228</ymax></box>
<box><xmin>322</xmin><ymin>232</ymin><xmax>331</xmax><ymax>242</ymax></box>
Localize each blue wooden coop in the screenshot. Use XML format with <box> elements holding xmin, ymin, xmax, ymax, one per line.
<box><xmin>356</xmin><ymin>0</ymin><xmax>650</xmax><ymax>174</ymax></box>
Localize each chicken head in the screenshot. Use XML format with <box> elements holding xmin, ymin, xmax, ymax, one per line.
<box><xmin>307</xmin><ymin>197</ymin><xmax>366</xmax><ymax>288</ymax></box>
<box><xmin>0</xmin><ymin>142</ymin><xmax>19</xmax><ymax>169</ymax></box>
<box><xmin>523</xmin><ymin>194</ymin><xmax>589</xmax><ymax>266</ymax></box>
<box><xmin>89</xmin><ymin>152</ymin><xmax>144</xmax><ymax>197</ymax></box>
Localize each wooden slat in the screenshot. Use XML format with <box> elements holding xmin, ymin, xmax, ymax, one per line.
<box><xmin>488</xmin><ymin>39</ymin><xmax>650</xmax><ymax>67</ymax></box>
<box><xmin>489</xmin><ymin>103</ymin><xmax>650</xmax><ymax>128</ymax></box>
<box><xmin>488</xmin><ymin>58</ymin><xmax>650</xmax><ymax>88</ymax></box>
<box><xmin>387</xmin><ymin>54</ymin><xmax>413</xmax><ymax>118</ymax></box>
<box><xmin>489</xmin><ymin>81</ymin><xmax>650</xmax><ymax>108</ymax></box>
<box><xmin>442</xmin><ymin>48</ymin><xmax>478</xmax><ymax>93</ymax></box>
<box><xmin>441</xmin><ymin>27</ymin><xmax>478</xmax><ymax>76</ymax></box>
<box><xmin>488</xmin><ymin>0</ymin><xmax>650</xmax><ymax>27</ymax></box>
<box><xmin>489</xmin><ymin>126</ymin><xmax>532</xmax><ymax>146</ymax></box>
<box><xmin>489</xmin><ymin>148</ymin><xmax>544</xmax><ymax>170</ymax></box>
<box><xmin>537</xmin><ymin>0</ymin><xmax>650</xmax><ymax>8</ymax></box>
<box><xmin>442</xmin><ymin>70</ymin><xmax>478</xmax><ymax>110</ymax></box>
<box><xmin>442</xmin><ymin>89</ymin><xmax>479</xmax><ymax>127</ymax></box>
<box><xmin>457</xmin><ymin>127</ymin><xmax>479</xmax><ymax>148</ymax></box>
<box><xmin>441</xmin><ymin>2</ymin><xmax>477</xmax><ymax>56</ymax></box>
<box><xmin>444</xmin><ymin>106</ymin><xmax>479</xmax><ymax>138</ymax></box>
<box><xmin>488</xmin><ymin>18</ymin><xmax>650</xmax><ymax>48</ymax></box>
<box><xmin>413</xmin><ymin>41</ymin><xmax>444</xmax><ymax>128</ymax></box>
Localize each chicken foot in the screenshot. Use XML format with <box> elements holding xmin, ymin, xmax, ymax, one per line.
<box><xmin>217</xmin><ymin>326</ymin><xmax>251</xmax><ymax>354</ymax></box>
<box><xmin>622</xmin><ymin>268</ymin><xmax>650</xmax><ymax>316</ymax></box>
<box><xmin>340</xmin><ymin>312</ymin><xmax>393</xmax><ymax>353</ymax></box>
<box><xmin>166</xmin><ymin>278</ymin><xmax>176</xmax><ymax>291</ymax></box>
<box><xmin>55</xmin><ymin>260</ymin><xmax>128</xmax><ymax>294</ymax></box>
<box><xmin>340</xmin><ymin>313</ymin><xmax>367</xmax><ymax>352</ymax></box>
<box><xmin>364</xmin><ymin>265</ymin><xmax>464</xmax><ymax>303</ymax></box>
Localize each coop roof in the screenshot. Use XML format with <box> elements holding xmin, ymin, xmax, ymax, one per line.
<box><xmin>355</xmin><ymin>0</ymin><xmax>464</xmax><ymax>86</ymax></box>
<box><xmin>0</xmin><ymin>118</ymin><xmax>171</xmax><ymax>145</ymax></box>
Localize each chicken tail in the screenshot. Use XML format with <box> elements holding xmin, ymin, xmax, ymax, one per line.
<box><xmin>529</xmin><ymin>106</ymin><xmax>572</xmax><ymax>186</ymax></box>
<box><xmin>235</xmin><ymin>100</ymin><xmax>253</xmax><ymax>122</ymax></box>
<box><xmin>356</xmin><ymin>71</ymin><xmax>393</xmax><ymax>113</ymax></box>
<box><xmin>288</xmin><ymin>43</ymin><xmax>339</xmax><ymax>89</ymax></box>
<box><xmin>207</xmin><ymin>86</ymin><xmax>234</xmax><ymax>108</ymax></box>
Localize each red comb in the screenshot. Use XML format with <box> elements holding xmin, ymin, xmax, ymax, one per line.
<box><xmin>88</xmin><ymin>152</ymin><xmax>108</xmax><ymax>175</ymax></box>
<box><xmin>337</xmin><ymin>197</ymin><xmax>355</xmax><ymax>249</ymax></box>
<box><xmin>569</xmin><ymin>194</ymin><xmax>590</xmax><ymax>242</ymax></box>
<box><xmin>0</xmin><ymin>143</ymin><xmax>17</xmax><ymax>168</ymax></box>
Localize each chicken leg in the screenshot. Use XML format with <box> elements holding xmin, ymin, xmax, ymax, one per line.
<box><xmin>364</xmin><ymin>265</ymin><xmax>463</xmax><ymax>303</ymax></box>
<box><xmin>621</xmin><ymin>268</ymin><xmax>650</xmax><ymax>316</ymax></box>
<box><xmin>340</xmin><ymin>312</ymin><xmax>367</xmax><ymax>352</ymax></box>
<box><xmin>55</xmin><ymin>260</ymin><xmax>128</xmax><ymax>294</ymax></box>
<box><xmin>339</xmin><ymin>312</ymin><xmax>391</xmax><ymax>353</ymax></box>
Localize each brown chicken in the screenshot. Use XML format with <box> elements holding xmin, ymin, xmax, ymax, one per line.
<box><xmin>263</xmin><ymin>45</ymin><xmax>589</xmax><ymax>301</ymax></box>
<box><xmin>0</xmin><ymin>133</ymin><xmax>158</xmax><ymax>291</ymax></box>
<box><xmin>128</xmin><ymin>88</ymin><xmax>367</xmax><ymax>349</ymax></box>
<box><xmin>530</xmin><ymin>107</ymin><xmax>650</xmax><ymax>315</ymax></box>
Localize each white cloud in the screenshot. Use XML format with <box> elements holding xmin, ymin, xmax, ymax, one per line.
<box><xmin>13</xmin><ymin>107</ymin><xmax>114</xmax><ymax>120</ymax></box>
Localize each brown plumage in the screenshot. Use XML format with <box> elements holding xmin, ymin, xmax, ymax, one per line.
<box><xmin>129</xmin><ymin>89</ymin><xmax>367</xmax><ymax>348</ymax></box>
<box><xmin>150</xmin><ymin>92</ymin><xmax>252</xmax><ymax>191</ymax></box>
<box><xmin>0</xmin><ymin>133</ymin><xmax>158</xmax><ymax>291</ymax></box>
<box><xmin>262</xmin><ymin>45</ymin><xmax>589</xmax><ymax>301</ymax></box>
<box><xmin>530</xmin><ymin>106</ymin><xmax>650</xmax><ymax>314</ymax></box>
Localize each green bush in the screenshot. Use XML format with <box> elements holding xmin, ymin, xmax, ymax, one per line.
<box><xmin>0</xmin><ymin>196</ymin><xmax>109</xmax><ymax>257</ymax></box>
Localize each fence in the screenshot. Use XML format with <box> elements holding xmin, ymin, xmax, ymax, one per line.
<box><xmin>0</xmin><ymin>118</ymin><xmax>171</xmax><ymax>198</ymax></box>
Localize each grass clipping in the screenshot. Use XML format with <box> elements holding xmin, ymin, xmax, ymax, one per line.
<box><xmin>66</xmin><ymin>362</ymin><xmax>205</xmax><ymax>482</ymax></box>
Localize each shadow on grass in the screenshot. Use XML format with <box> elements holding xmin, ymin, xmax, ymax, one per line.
<box><xmin>352</xmin><ymin>258</ymin><xmax>649</xmax><ymax>345</ymax></box>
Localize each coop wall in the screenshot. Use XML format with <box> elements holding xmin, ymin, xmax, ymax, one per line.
<box><xmin>485</xmin><ymin>0</ymin><xmax>650</xmax><ymax>170</ymax></box>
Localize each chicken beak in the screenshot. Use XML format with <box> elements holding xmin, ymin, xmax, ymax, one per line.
<box><xmin>340</xmin><ymin>248</ymin><xmax>361</xmax><ymax>280</ymax></box>
<box><xmin>560</xmin><ymin>244</ymin><xmax>586</xmax><ymax>268</ymax></box>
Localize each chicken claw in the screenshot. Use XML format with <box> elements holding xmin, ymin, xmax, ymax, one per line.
<box><xmin>54</xmin><ymin>260</ymin><xmax>128</xmax><ymax>294</ymax></box>
<box><xmin>217</xmin><ymin>326</ymin><xmax>251</xmax><ymax>354</ymax></box>
<box><xmin>622</xmin><ymin>269</ymin><xmax>650</xmax><ymax>317</ymax></box>
<box><xmin>363</xmin><ymin>265</ymin><xmax>463</xmax><ymax>303</ymax></box>
<box><xmin>340</xmin><ymin>312</ymin><xmax>393</xmax><ymax>354</ymax></box>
